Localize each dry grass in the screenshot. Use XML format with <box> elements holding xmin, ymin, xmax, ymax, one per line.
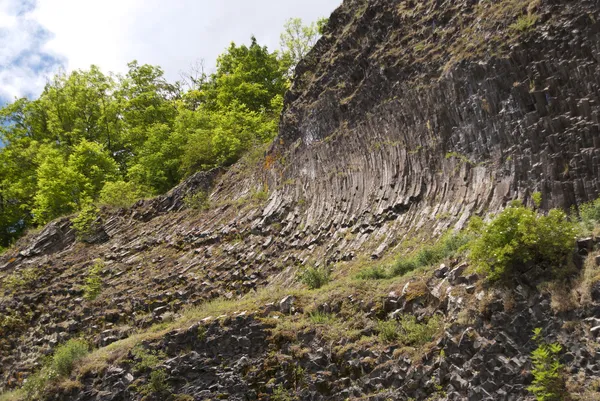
<box><xmin>0</xmin><ymin>391</ymin><xmax>23</xmax><ymax>401</ymax></box>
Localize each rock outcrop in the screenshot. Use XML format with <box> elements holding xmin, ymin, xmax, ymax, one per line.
<box><xmin>2</xmin><ymin>0</ymin><xmax>600</xmax><ymax>399</ymax></box>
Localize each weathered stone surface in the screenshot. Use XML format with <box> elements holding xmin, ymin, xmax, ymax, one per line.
<box><xmin>2</xmin><ymin>0</ymin><xmax>600</xmax><ymax>398</ymax></box>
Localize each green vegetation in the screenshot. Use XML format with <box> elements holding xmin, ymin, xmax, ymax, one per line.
<box><xmin>280</xmin><ymin>17</ymin><xmax>328</xmax><ymax>69</ymax></box>
<box><xmin>0</xmin><ymin>17</ymin><xmax>324</xmax><ymax>248</ymax></box>
<box><xmin>308</xmin><ymin>311</ymin><xmax>335</xmax><ymax>325</ymax></box>
<box><xmin>183</xmin><ymin>190</ymin><xmax>210</xmax><ymax>211</ymax></box>
<box><xmin>528</xmin><ymin>328</ymin><xmax>568</xmax><ymax>401</ymax></box>
<box><xmin>0</xmin><ymin>311</ymin><xmax>31</xmax><ymax>337</ymax></box>
<box><xmin>378</xmin><ymin>315</ymin><xmax>443</xmax><ymax>345</ymax></box>
<box><xmin>130</xmin><ymin>346</ymin><xmax>167</xmax><ymax>373</ymax></box>
<box><xmin>18</xmin><ymin>339</ymin><xmax>89</xmax><ymax>400</ymax></box>
<box><xmin>142</xmin><ymin>369</ymin><xmax>171</xmax><ymax>395</ymax></box>
<box><xmin>510</xmin><ymin>12</ymin><xmax>539</xmax><ymax>32</ymax></box>
<box><xmin>356</xmin><ymin>232</ymin><xmax>470</xmax><ymax>280</ymax></box>
<box><xmin>2</xmin><ymin>267</ymin><xmax>40</xmax><ymax>292</ymax></box>
<box><xmin>578</xmin><ymin>197</ymin><xmax>600</xmax><ymax>232</ymax></box>
<box><xmin>468</xmin><ymin>201</ymin><xmax>577</xmax><ymax>282</ymax></box>
<box><xmin>98</xmin><ymin>181</ymin><xmax>146</xmax><ymax>208</ymax></box>
<box><xmin>298</xmin><ymin>265</ymin><xmax>331</xmax><ymax>289</ymax></box>
<box><xmin>53</xmin><ymin>339</ymin><xmax>90</xmax><ymax>377</ymax></box>
<box><xmin>82</xmin><ymin>260</ymin><xmax>104</xmax><ymax>301</ymax></box>
<box><xmin>71</xmin><ymin>203</ymin><xmax>100</xmax><ymax>242</ymax></box>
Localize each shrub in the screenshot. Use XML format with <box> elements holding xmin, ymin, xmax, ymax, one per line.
<box><xmin>527</xmin><ymin>328</ymin><xmax>568</xmax><ymax>401</ymax></box>
<box><xmin>579</xmin><ymin>197</ymin><xmax>600</xmax><ymax>231</ymax></box>
<box><xmin>3</xmin><ymin>267</ymin><xmax>40</xmax><ymax>291</ymax></box>
<box><xmin>52</xmin><ymin>339</ymin><xmax>89</xmax><ymax>377</ymax></box>
<box><xmin>468</xmin><ymin>201</ymin><xmax>577</xmax><ymax>282</ymax></box>
<box><xmin>377</xmin><ymin>320</ymin><xmax>399</xmax><ymax>343</ymax></box>
<box><xmin>131</xmin><ymin>346</ymin><xmax>166</xmax><ymax>373</ymax></box>
<box><xmin>397</xmin><ymin>314</ymin><xmax>443</xmax><ymax>346</ymax></box>
<box><xmin>99</xmin><ymin>180</ymin><xmax>147</xmax><ymax>208</ymax></box>
<box><xmin>147</xmin><ymin>369</ymin><xmax>170</xmax><ymax>395</ymax></box>
<box><xmin>71</xmin><ymin>203</ymin><xmax>100</xmax><ymax>241</ymax></box>
<box><xmin>356</xmin><ymin>266</ymin><xmax>388</xmax><ymax>280</ymax></box>
<box><xmin>183</xmin><ymin>190</ymin><xmax>210</xmax><ymax>210</ymax></box>
<box><xmin>298</xmin><ymin>266</ymin><xmax>330</xmax><ymax>289</ymax></box>
<box><xmin>83</xmin><ymin>260</ymin><xmax>104</xmax><ymax>301</ymax></box>
<box><xmin>308</xmin><ymin>311</ymin><xmax>335</xmax><ymax>325</ymax></box>
<box><xmin>22</xmin><ymin>367</ymin><xmax>57</xmax><ymax>401</ymax></box>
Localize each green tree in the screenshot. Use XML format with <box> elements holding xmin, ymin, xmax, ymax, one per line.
<box><xmin>202</xmin><ymin>37</ymin><xmax>289</xmax><ymax>113</ymax></box>
<box><xmin>32</xmin><ymin>146</ymin><xmax>88</xmax><ymax>224</ymax></box>
<box><xmin>280</xmin><ymin>18</ymin><xmax>323</xmax><ymax>69</ymax></box>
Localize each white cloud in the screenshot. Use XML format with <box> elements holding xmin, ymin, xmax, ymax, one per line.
<box><xmin>0</xmin><ymin>0</ymin><xmax>341</xmax><ymax>100</ymax></box>
<box><xmin>0</xmin><ymin>0</ymin><xmax>65</xmax><ymax>101</ymax></box>
<box><xmin>32</xmin><ymin>0</ymin><xmax>341</xmax><ymax>82</ymax></box>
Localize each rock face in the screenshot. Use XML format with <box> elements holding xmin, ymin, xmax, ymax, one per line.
<box><xmin>2</xmin><ymin>0</ymin><xmax>600</xmax><ymax>399</ymax></box>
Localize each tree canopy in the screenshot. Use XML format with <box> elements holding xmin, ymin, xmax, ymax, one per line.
<box><xmin>0</xmin><ymin>17</ymin><xmax>326</xmax><ymax>248</ymax></box>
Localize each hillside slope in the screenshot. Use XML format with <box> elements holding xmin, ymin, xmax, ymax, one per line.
<box><xmin>2</xmin><ymin>0</ymin><xmax>600</xmax><ymax>400</ymax></box>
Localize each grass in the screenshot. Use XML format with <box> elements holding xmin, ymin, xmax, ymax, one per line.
<box><xmin>510</xmin><ymin>13</ymin><xmax>539</xmax><ymax>32</ymax></box>
<box><xmin>308</xmin><ymin>311</ymin><xmax>336</xmax><ymax>325</ymax></box>
<box><xmin>53</xmin><ymin>339</ymin><xmax>90</xmax><ymax>376</ymax></box>
<box><xmin>378</xmin><ymin>315</ymin><xmax>444</xmax><ymax>346</ymax></box>
<box><xmin>356</xmin><ymin>232</ymin><xmax>470</xmax><ymax>280</ymax></box>
<box><xmin>0</xmin><ymin>391</ymin><xmax>23</xmax><ymax>401</ymax></box>
<box><xmin>298</xmin><ymin>266</ymin><xmax>331</xmax><ymax>289</ymax></box>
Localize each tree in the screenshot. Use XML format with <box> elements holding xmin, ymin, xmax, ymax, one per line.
<box><xmin>280</xmin><ymin>18</ymin><xmax>323</xmax><ymax>69</ymax></box>
<box><xmin>202</xmin><ymin>37</ymin><xmax>289</xmax><ymax>113</ymax></box>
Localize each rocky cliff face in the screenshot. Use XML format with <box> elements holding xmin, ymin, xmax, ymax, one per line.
<box><xmin>2</xmin><ymin>0</ymin><xmax>600</xmax><ymax>400</ymax></box>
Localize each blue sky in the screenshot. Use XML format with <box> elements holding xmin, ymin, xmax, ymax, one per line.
<box><xmin>0</xmin><ymin>0</ymin><xmax>341</xmax><ymax>103</ymax></box>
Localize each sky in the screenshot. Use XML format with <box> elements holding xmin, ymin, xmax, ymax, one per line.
<box><xmin>0</xmin><ymin>0</ymin><xmax>341</xmax><ymax>102</ymax></box>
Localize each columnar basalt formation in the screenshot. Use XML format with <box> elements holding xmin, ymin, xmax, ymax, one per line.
<box><xmin>2</xmin><ymin>0</ymin><xmax>600</xmax><ymax>399</ymax></box>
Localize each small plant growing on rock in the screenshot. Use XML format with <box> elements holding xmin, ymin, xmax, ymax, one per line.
<box><xmin>528</xmin><ymin>328</ymin><xmax>569</xmax><ymax>401</ymax></box>
<box><xmin>468</xmin><ymin>201</ymin><xmax>577</xmax><ymax>282</ymax></box>
<box><xmin>377</xmin><ymin>320</ymin><xmax>399</xmax><ymax>343</ymax></box>
<box><xmin>578</xmin><ymin>196</ymin><xmax>600</xmax><ymax>232</ymax></box>
<box><xmin>130</xmin><ymin>346</ymin><xmax>167</xmax><ymax>373</ymax></box>
<box><xmin>183</xmin><ymin>190</ymin><xmax>210</xmax><ymax>211</ymax></box>
<box><xmin>71</xmin><ymin>203</ymin><xmax>101</xmax><ymax>242</ymax></box>
<box><xmin>83</xmin><ymin>260</ymin><xmax>104</xmax><ymax>301</ymax></box>
<box><xmin>298</xmin><ymin>265</ymin><xmax>330</xmax><ymax>289</ymax></box>
<box><xmin>52</xmin><ymin>339</ymin><xmax>89</xmax><ymax>377</ymax></box>
<box><xmin>308</xmin><ymin>311</ymin><xmax>335</xmax><ymax>325</ymax></box>
<box><xmin>510</xmin><ymin>13</ymin><xmax>539</xmax><ymax>32</ymax></box>
<box><xmin>146</xmin><ymin>369</ymin><xmax>171</xmax><ymax>395</ymax></box>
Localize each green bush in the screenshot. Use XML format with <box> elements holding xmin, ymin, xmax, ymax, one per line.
<box><xmin>22</xmin><ymin>366</ymin><xmax>57</xmax><ymax>401</ymax></box>
<box><xmin>510</xmin><ymin>13</ymin><xmax>539</xmax><ymax>32</ymax></box>
<box><xmin>52</xmin><ymin>339</ymin><xmax>89</xmax><ymax>377</ymax></box>
<box><xmin>99</xmin><ymin>180</ymin><xmax>147</xmax><ymax>208</ymax></box>
<box><xmin>468</xmin><ymin>201</ymin><xmax>577</xmax><ymax>281</ymax></box>
<box><xmin>579</xmin><ymin>197</ymin><xmax>600</xmax><ymax>230</ymax></box>
<box><xmin>377</xmin><ymin>315</ymin><xmax>443</xmax><ymax>345</ymax></box>
<box><xmin>377</xmin><ymin>320</ymin><xmax>399</xmax><ymax>343</ymax></box>
<box><xmin>71</xmin><ymin>203</ymin><xmax>100</xmax><ymax>241</ymax></box>
<box><xmin>131</xmin><ymin>346</ymin><xmax>166</xmax><ymax>373</ymax></box>
<box><xmin>147</xmin><ymin>369</ymin><xmax>170</xmax><ymax>395</ymax></box>
<box><xmin>356</xmin><ymin>266</ymin><xmax>388</xmax><ymax>280</ymax></box>
<box><xmin>527</xmin><ymin>328</ymin><xmax>568</xmax><ymax>401</ymax></box>
<box><xmin>83</xmin><ymin>260</ymin><xmax>104</xmax><ymax>301</ymax></box>
<box><xmin>298</xmin><ymin>266</ymin><xmax>330</xmax><ymax>289</ymax></box>
<box><xmin>183</xmin><ymin>191</ymin><xmax>210</xmax><ymax>211</ymax></box>
<box><xmin>397</xmin><ymin>314</ymin><xmax>443</xmax><ymax>346</ymax></box>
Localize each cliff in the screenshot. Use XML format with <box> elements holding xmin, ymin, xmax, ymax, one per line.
<box><xmin>2</xmin><ymin>0</ymin><xmax>600</xmax><ymax>400</ymax></box>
